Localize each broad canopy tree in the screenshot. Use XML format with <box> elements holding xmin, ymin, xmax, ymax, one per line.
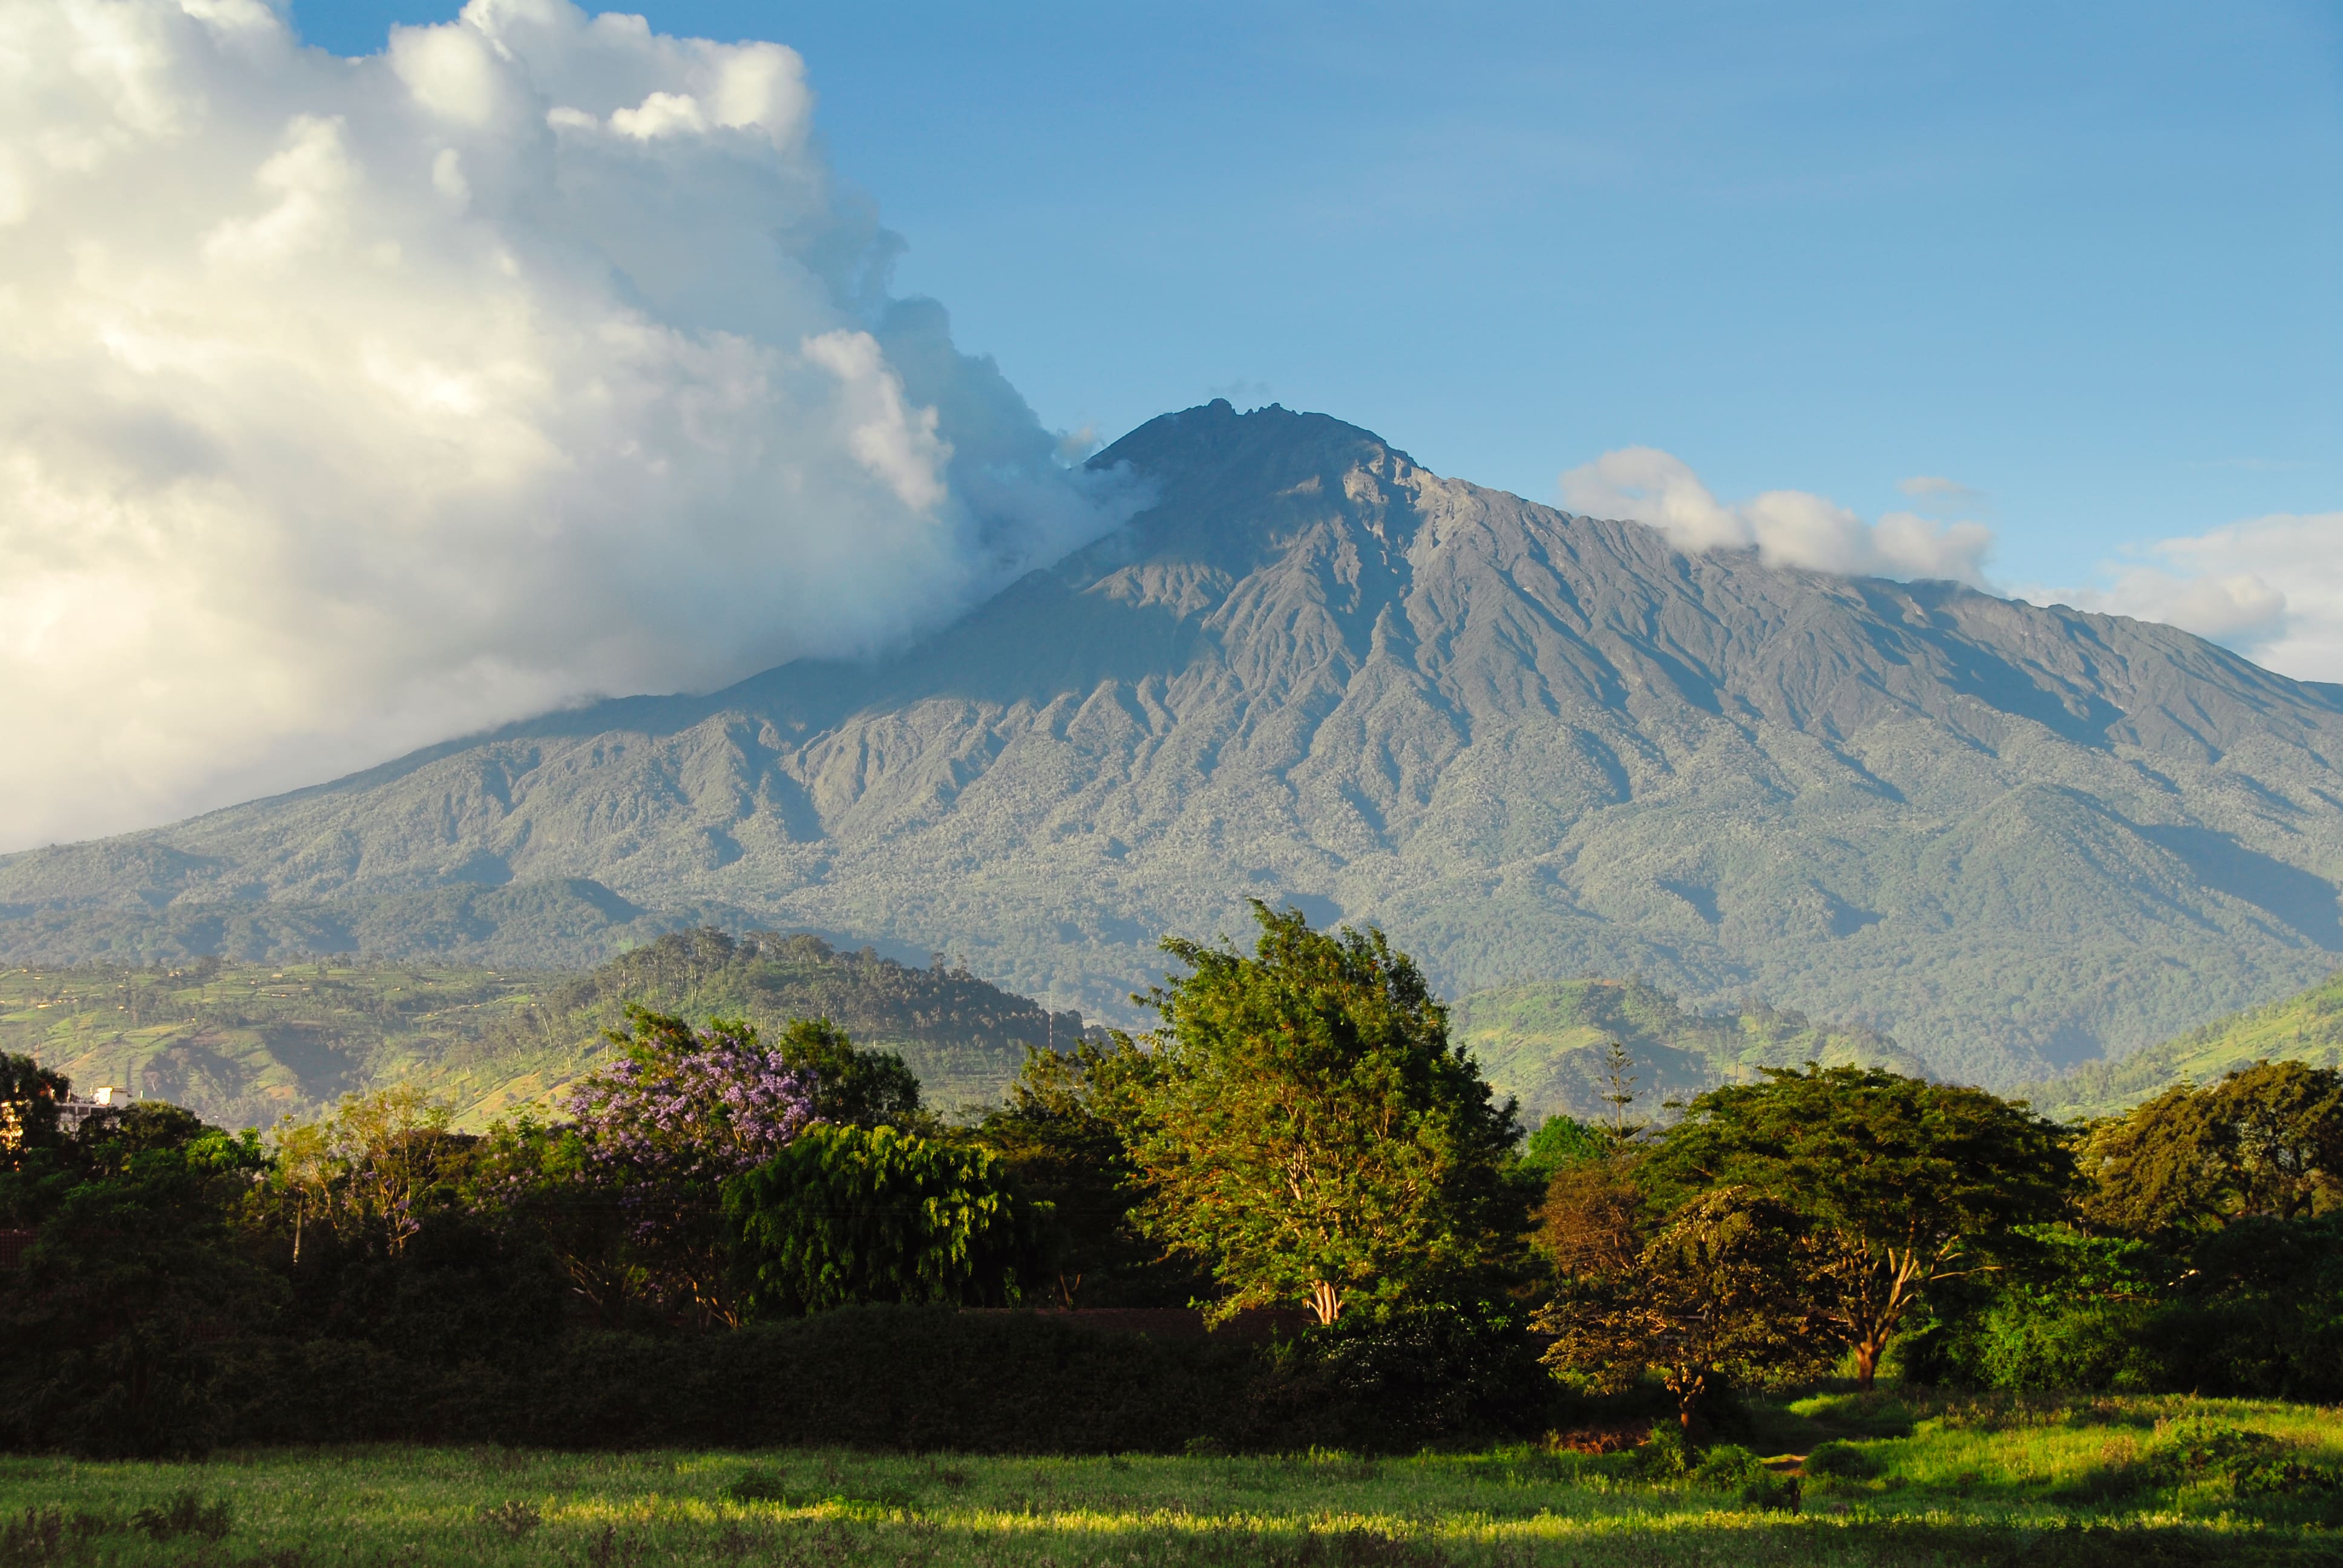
<box><xmin>556</xmin><ymin>1007</ymin><xmax>819</xmax><ymax>1324</ymax></box>
<box><xmin>1125</xmin><ymin>902</ymin><xmax>1532</xmax><ymax>1326</ymax></box>
<box><xmin>1538</xmin><ymin>1185</ymin><xmax>1828</xmax><ymax>1431</ymax></box>
<box><xmin>1647</xmin><ymin>1064</ymin><xmax>2070</xmax><ymax>1388</ymax></box>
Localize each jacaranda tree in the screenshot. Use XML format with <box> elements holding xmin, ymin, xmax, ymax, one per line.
<box><xmin>562</xmin><ymin>1007</ymin><xmax>816</xmax><ymax>1324</ymax></box>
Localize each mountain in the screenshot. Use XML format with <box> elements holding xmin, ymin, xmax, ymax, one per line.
<box><xmin>4</xmin><ymin>928</ymin><xmax>1084</xmax><ymax>1129</ymax></box>
<box><xmin>2017</xmin><ymin>964</ymin><xmax>2343</xmax><ymax>1122</ymax></box>
<box><xmin>1451</xmin><ymin>978</ymin><xmax>1932</xmax><ymax>1128</ymax></box>
<box><xmin>4</xmin><ymin>400</ymin><xmax>2341</xmax><ymax>1086</ymax></box>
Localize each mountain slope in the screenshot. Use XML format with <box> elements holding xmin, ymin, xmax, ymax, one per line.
<box><xmin>2018</xmin><ymin>964</ymin><xmax>2343</xmax><ymax>1122</ymax></box>
<box><xmin>5</xmin><ymin>401</ymin><xmax>2341</xmax><ymax>1085</ymax></box>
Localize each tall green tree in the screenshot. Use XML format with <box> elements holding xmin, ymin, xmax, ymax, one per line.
<box><xmin>724</xmin><ymin>1125</ymin><xmax>1046</xmax><ymax>1316</ymax></box>
<box><xmin>1127</xmin><ymin>902</ymin><xmax>1530</xmax><ymax>1326</ymax></box>
<box><xmin>1648</xmin><ymin>1064</ymin><xmax>2069</xmax><ymax>1387</ymax></box>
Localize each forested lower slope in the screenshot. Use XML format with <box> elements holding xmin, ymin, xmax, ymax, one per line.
<box><xmin>2</xmin><ymin>929</ymin><xmax>1080</xmax><ymax>1128</ymax></box>
<box><xmin>7</xmin><ymin>402</ymin><xmax>2341</xmax><ymax>1085</ymax></box>
<box><xmin>2020</xmin><ymin>965</ymin><xmax>2343</xmax><ymax>1120</ymax></box>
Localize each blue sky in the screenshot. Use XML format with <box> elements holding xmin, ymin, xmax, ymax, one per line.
<box><xmin>292</xmin><ymin>0</ymin><xmax>2340</xmax><ymax>593</ymax></box>
<box><xmin>2</xmin><ymin>1</ymin><xmax>2336</xmax><ymax>848</ymax></box>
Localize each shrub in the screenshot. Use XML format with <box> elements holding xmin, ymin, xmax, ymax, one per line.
<box><xmin>133</xmin><ymin>1489</ymin><xmax>231</xmax><ymax>1543</ymax></box>
<box><xmin>723</xmin><ymin>1469</ymin><xmax>792</xmax><ymax>1503</ymax></box>
<box><xmin>1251</xmin><ymin>1304</ymin><xmax>1555</xmax><ymax>1451</ymax></box>
<box><xmin>725</xmin><ymin>1127</ymin><xmax>1046</xmax><ymax>1315</ymax></box>
<box><xmin>476</xmin><ymin>1501</ymin><xmax>540</xmax><ymax>1539</ymax></box>
<box><xmin>2146</xmin><ymin>1421</ymin><xmax>2338</xmax><ymax>1498</ymax></box>
<box><xmin>1633</xmin><ymin>1423</ymin><xmax>1697</xmax><ymax>1480</ymax></box>
<box><xmin>1689</xmin><ymin>1443</ymin><xmax>1766</xmax><ymax>1487</ymax></box>
<box><xmin>1804</xmin><ymin>1440</ymin><xmax>1878</xmax><ymax>1480</ymax></box>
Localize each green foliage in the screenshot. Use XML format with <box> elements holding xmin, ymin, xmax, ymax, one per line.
<box><xmin>1631</xmin><ymin>1422</ymin><xmax>1697</xmax><ymax>1478</ymax></box>
<box><xmin>971</xmin><ymin>1035</ymin><xmax>1196</xmax><ymax>1307</ymax></box>
<box><xmin>1518</xmin><ymin>1113</ymin><xmax>1608</xmax><ymax>1179</ymax></box>
<box><xmin>2141</xmin><ymin>1421</ymin><xmax>2342</xmax><ymax>1503</ymax></box>
<box><xmin>1128</xmin><ymin>903</ymin><xmax>1532</xmax><ymax>1325</ymax></box>
<box><xmin>1688</xmin><ymin>1442</ymin><xmax>1766</xmax><ymax>1486</ymax></box>
<box><xmin>724</xmin><ymin>1125</ymin><xmax>1045</xmax><ymax>1315</ymax></box>
<box><xmin>0</xmin><ymin>1120</ymin><xmax>281</xmax><ymax>1458</ymax></box>
<box><xmin>1902</xmin><ymin>1227</ymin><xmax>2167</xmax><ymax>1394</ymax></box>
<box><xmin>1649</xmin><ymin>1064</ymin><xmax>2072</xmax><ymax>1386</ymax></box>
<box><xmin>2079</xmin><ymin>1060</ymin><xmax>2343</xmax><ymax>1237</ymax></box>
<box><xmin>1251</xmin><ymin>1302</ymin><xmax>1558</xmax><ymax>1451</ymax></box>
<box><xmin>1539</xmin><ymin>1186</ymin><xmax>1829</xmax><ymax>1428</ymax></box>
<box><xmin>768</xmin><ymin>1016</ymin><xmax>925</xmax><ymax>1130</ymax></box>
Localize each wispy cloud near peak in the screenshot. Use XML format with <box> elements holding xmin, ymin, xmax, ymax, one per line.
<box><xmin>1559</xmin><ymin>448</ymin><xmax>1995</xmax><ymax>586</ymax></box>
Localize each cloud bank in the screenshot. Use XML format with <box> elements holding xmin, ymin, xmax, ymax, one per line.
<box><xmin>2023</xmin><ymin>514</ymin><xmax>2343</xmax><ymax>684</ymax></box>
<box><xmin>0</xmin><ymin>0</ymin><xmax>1136</xmax><ymax>851</ymax></box>
<box><xmin>1559</xmin><ymin>447</ymin><xmax>1995</xmax><ymax>585</ymax></box>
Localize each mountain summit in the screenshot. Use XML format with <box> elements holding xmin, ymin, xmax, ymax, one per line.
<box><xmin>5</xmin><ymin>402</ymin><xmax>2341</xmax><ymax>1084</ymax></box>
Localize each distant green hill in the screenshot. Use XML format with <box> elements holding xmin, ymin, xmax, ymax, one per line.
<box><xmin>2016</xmin><ymin>965</ymin><xmax>2343</xmax><ymax>1122</ymax></box>
<box><xmin>1451</xmin><ymin>977</ymin><xmax>1931</xmax><ymax>1126</ymax></box>
<box><xmin>2</xmin><ymin>928</ymin><xmax>1082</xmax><ymax>1129</ymax></box>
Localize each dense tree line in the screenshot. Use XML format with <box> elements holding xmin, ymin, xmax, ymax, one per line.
<box><xmin>4</xmin><ymin>906</ymin><xmax>2341</xmax><ymax>1459</ymax></box>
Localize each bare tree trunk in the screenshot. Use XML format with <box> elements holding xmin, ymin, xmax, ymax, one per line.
<box><xmin>1308</xmin><ymin>1279</ymin><xmax>1342</xmax><ymax>1326</ymax></box>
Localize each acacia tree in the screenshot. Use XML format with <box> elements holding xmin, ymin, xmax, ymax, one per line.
<box><xmin>1648</xmin><ymin>1065</ymin><xmax>2069</xmax><ymax>1388</ymax></box>
<box><xmin>261</xmin><ymin>1085</ymin><xmax>468</xmax><ymax>1260</ymax></box>
<box><xmin>1538</xmin><ymin>1186</ymin><xmax>1824</xmax><ymax>1431</ymax></box>
<box><xmin>1126</xmin><ymin>903</ymin><xmax>1530</xmax><ymax>1326</ymax></box>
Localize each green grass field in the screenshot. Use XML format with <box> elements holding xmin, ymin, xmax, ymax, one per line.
<box><xmin>5</xmin><ymin>1393</ymin><xmax>2341</xmax><ymax>1567</ymax></box>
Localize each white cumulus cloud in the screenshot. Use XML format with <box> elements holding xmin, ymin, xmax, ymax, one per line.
<box><xmin>0</xmin><ymin>0</ymin><xmax>1137</xmax><ymax>852</ymax></box>
<box><xmin>1558</xmin><ymin>447</ymin><xmax>1995</xmax><ymax>585</ymax></box>
<box><xmin>2023</xmin><ymin>514</ymin><xmax>2343</xmax><ymax>684</ymax></box>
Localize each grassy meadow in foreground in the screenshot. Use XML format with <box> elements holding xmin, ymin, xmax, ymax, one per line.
<box><xmin>5</xmin><ymin>1393</ymin><xmax>2343</xmax><ymax>1567</ymax></box>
